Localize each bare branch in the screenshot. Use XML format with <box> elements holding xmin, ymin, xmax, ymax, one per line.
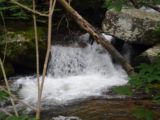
<box><xmin>32</xmin><ymin>0</ymin><xmax>41</xmax><ymax>119</ymax></box>
<box><xmin>51</xmin><ymin>0</ymin><xmax>57</xmax><ymax>14</ymax></box>
<box><xmin>0</xmin><ymin>86</ymin><xmax>36</xmax><ymax>111</ymax></box>
<box><xmin>0</xmin><ymin>108</ymin><xmax>13</xmax><ymax>116</ymax></box>
<box><xmin>0</xmin><ymin>58</ymin><xmax>19</xmax><ymax>116</ymax></box>
<box><xmin>0</xmin><ymin>12</ymin><xmax>8</xmax><ymax>63</ymax></box>
<box><xmin>10</xmin><ymin>0</ymin><xmax>48</xmax><ymax>17</ymax></box>
<box><xmin>36</xmin><ymin>0</ymin><xmax>57</xmax><ymax>118</ymax></box>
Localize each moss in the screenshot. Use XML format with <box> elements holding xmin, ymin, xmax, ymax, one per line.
<box><xmin>24</xmin><ymin>26</ymin><xmax>46</xmax><ymax>40</ymax></box>
<box><xmin>0</xmin><ymin>23</ymin><xmax>47</xmax><ymax>74</ymax></box>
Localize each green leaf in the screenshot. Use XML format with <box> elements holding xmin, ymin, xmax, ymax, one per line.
<box><xmin>11</xmin><ymin>11</ymin><xmax>30</xmax><ymax>20</ymax></box>
<box><xmin>108</xmin><ymin>1</ymin><xmax>123</xmax><ymax>11</ymax></box>
<box><xmin>155</xmin><ymin>26</ymin><xmax>160</xmax><ymax>35</ymax></box>
<box><xmin>131</xmin><ymin>107</ymin><xmax>156</xmax><ymax>120</ymax></box>
<box><xmin>0</xmin><ymin>90</ymin><xmax>9</xmax><ymax>101</ymax></box>
<box><xmin>0</xmin><ymin>0</ymin><xmax>8</xmax><ymax>3</ymax></box>
<box><xmin>5</xmin><ymin>115</ymin><xmax>37</xmax><ymax>120</ymax></box>
<box><xmin>154</xmin><ymin>100</ymin><xmax>160</xmax><ymax>104</ymax></box>
<box><xmin>6</xmin><ymin>116</ymin><xmax>20</xmax><ymax>120</ymax></box>
<box><xmin>152</xmin><ymin>0</ymin><xmax>160</xmax><ymax>5</ymax></box>
<box><xmin>112</xmin><ymin>85</ymin><xmax>133</xmax><ymax>96</ymax></box>
<box><xmin>153</xmin><ymin>95</ymin><xmax>160</xmax><ymax>104</ymax></box>
<box><xmin>0</xmin><ymin>113</ymin><xmax>5</xmax><ymax>118</ymax></box>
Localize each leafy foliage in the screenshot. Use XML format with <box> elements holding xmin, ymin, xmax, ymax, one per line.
<box><xmin>113</xmin><ymin>85</ymin><xmax>133</xmax><ymax>96</ymax></box>
<box><xmin>0</xmin><ymin>114</ymin><xmax>37</xmax><ymax>120</ymax></box>
<box><xmin>113</xmin><ymin>57</ymin><xmax>160</xmax><ymax>120</ymax></box>
<box><xmin>107</xmin><ymin>0</ymin><xmax>123</xmax><ymax>11</ymax></box>
<box><xmin>153</xmin><ymin>95</ymin><xmax>160</xmax><ymax>104</ymax></box>
<box><xmin>130</xmin><ymin>57</ymin><xmax>160</xmax><ymax>92</ymax></box>
<box><xmin>0</xmin><ymin>90</ymin><xmax>9</xmax><ymax>101</ymax></box>
<box><xmin>131</xmin><ymin>107</ymin><xmax>156</xmax><ymax>120</ymax></box>
<box><xmin>0</xmin><ymin>0</ymin><xmax>32</xmax><ymax>20</ymax></box>
<box><xmin>155</xmin><ymin>26</ymin><xmax>160</xmax><ymax>35</ymax></box>
<box><xmin>103</xmin><ymin>0</ymin><xmax>160</xmax><ymax>11</ymax></box>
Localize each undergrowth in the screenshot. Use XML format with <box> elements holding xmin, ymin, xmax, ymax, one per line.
<box><xmin>113</xmin><ymin>57</ymin><xmax>160</xmax><ymax>120</ymax></box>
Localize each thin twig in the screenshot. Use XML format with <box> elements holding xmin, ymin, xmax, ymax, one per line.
<box><xmin>51</xmin><ymin>0</ymin><xmax>57</xmax><ymax>14</ymax></box>
<box><xmin>0</xmin><ymin>12</ymin><xmax>8</xmax><ymax>63</ymax></box>
<box><xmin>0</xmin><ymin>58</ymin><xmax>19</xmax><ymax>116</ymax></box>
<box><xmin>32</xmin><ymin>0</ymin><xmax>41</xmax><ymax>119</ymax></box>
<box><xmin>57</xmin><ymin>14</ymin><xmax>65</xmax><ymax>31</ymax></box>
<box><xmin>0</xmin><ymin>108</ymin><xmax>13</xmax><ymax>116</ymax></box>
<box><xmin>37</xmin><ymin>0</ymin><xmax>57</xmax><ymax>119</ymax></box>
<box><xmin>10</xmin><ymin>0</ymin><xmax>48</xmax><ymax>17</ymax></box>
<box><xmin>40</xmin><ymin>0</ymin><xmax>56</xmax><ymax>98</ymax></box>
<box><xmin>0</xmin><ymin>86</ymin><xmax>36</xmax><ymax>111</ymax></box>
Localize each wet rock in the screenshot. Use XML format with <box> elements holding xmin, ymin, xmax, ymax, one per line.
<box><xmin>134</xmin><ymin>44</ymin><xmax>160</xmax><ymax>64</ymax></box>
<box><xmin>102</xmin><ymin>8</ymin><xmax>160</xmax><ymax>45</ymax></box>
<box><xmin>65</xmin><ymin>99</ymin><xmax>160</xmax><ymax>120</ymax></box>
<box><xmin>0</xmin><ymin>22</ymin><xmax>47</xmax><ymax>75</ymax></box>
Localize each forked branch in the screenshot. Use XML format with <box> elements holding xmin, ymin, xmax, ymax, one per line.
<box><xmin>10</xmin><ymin>0</ymin><xmax>48</xmax><ymax>17</ymax></box>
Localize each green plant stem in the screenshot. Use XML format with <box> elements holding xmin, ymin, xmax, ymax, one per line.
<box><xmin>0</xmin><ymin>58</ymin><xmax>19</xmax><ymax>116</ymax></box>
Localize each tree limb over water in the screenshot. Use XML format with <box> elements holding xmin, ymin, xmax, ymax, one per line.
<box><xmin>57</xmin><ymin>0</ymin><xmax>134</xmax><ymax>75</ymax></box>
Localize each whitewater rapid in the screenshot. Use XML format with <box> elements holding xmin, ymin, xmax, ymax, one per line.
<box><xmin>13</xmin><ymin>41</ymin><xmax>128</xmax><ymax>107</ymax></box>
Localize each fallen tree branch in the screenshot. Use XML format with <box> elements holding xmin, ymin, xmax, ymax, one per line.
<box><xmin>10</xmin><ymin>0</ymin><xmax>48</xmax><ymax>17</ymax></box>
<box><xmin>57</xmin><ymin>0</ymin><xmax>134</xmax><ymax>74</ymax></box>
<box><xmin>147</xmin><ymin>4</ymin><xmax>160</xmax><ymax>12</ymax></box>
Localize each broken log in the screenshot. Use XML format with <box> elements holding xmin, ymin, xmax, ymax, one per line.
<box><xmin>58</xmin><ymin>0</ymin><xmax>134</xmax><ymax>75</ymax></box>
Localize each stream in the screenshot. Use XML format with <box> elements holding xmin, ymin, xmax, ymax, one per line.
<box><xmin>1</xmin><ymin>33</ymin><xmax>159</xmax><ymax>120</ymax></box>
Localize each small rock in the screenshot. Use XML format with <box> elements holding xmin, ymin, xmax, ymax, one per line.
<box><xmin>134</xmin><ymin>44</ymin><xmax>160</xmax><ymax>64</ymax></box>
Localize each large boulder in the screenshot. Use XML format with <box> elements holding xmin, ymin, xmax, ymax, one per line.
<box><xmin>0</xmin><ymin>22</ymin><xmax>47</xmax><ymax>78</ymax></box>
<box><xmin>102</xmin><ymin>8</ymin><xmax>160</xmax><ymax>45</ymax></box>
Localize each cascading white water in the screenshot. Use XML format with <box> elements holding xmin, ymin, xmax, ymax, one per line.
<box><xmin>13</xmin><ymin>37</ymin><xmax>129</xmax><ymax>107</ymax></box>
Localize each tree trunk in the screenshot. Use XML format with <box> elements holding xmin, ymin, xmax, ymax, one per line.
<box><xmin>57</xmin><ymin>0</ymin><xmax>134</xmax><ymax>75</ymax></box>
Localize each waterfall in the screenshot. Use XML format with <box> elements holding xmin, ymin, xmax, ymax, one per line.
<box><xmin>13</xmin><ymin>35</ymin><xmax>129</xmax><ymax>107</ymax></box>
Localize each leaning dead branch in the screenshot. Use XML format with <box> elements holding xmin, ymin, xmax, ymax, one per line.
<box><xmin>57</xmin><ymin>0</ymin><xmax>134</xmax><ymax>74</ymax></box>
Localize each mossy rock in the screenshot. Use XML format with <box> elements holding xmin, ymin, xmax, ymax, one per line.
<box><xmin>0</xmin><ymin>23</ymin><xmax>47</xmax><ymax>74</ymax></box>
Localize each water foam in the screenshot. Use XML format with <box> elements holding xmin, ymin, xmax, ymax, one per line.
<box><xmin>13</xmin><ymin>43</ymin><xmax>128</xmax><ymax>106</ymax></box>
<box><xmin>52</xmin><ymin>116</ymin><xmax>82</xmax><ymax>120</ymax></box>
